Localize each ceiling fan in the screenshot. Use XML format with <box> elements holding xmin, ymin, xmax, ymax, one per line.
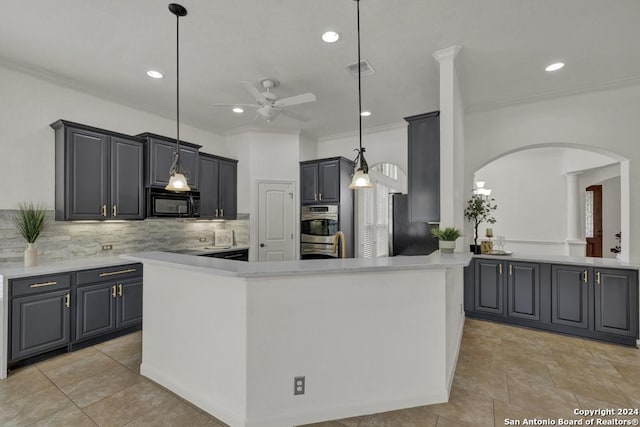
<box><xmin>215</xmin><ymin>78</ymin><xmax>316</xmax><ymax>122</ymax></box>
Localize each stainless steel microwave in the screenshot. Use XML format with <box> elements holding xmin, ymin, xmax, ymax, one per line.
<box><xmin>146</xmin><ymin>188</ymin><xmax>200</xmax><ymax>218</ymax></box>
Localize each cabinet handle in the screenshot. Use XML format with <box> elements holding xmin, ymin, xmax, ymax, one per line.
<box><xmin>118</xmin><ymin>283</ymin><xmax>123</xmax><ymax>297</ymax></box>
<box><xmin>224</xmin><ymin>253</ymin><xmax>243</xmax><ymax>259</ymax></box>
<box><xmin>596</xmin><ymin>271</ymin><xmax>601</xmax><ymax>284</ymax></box>
<box><xmin>112</xmin><ymin>284</ymin><xmax>117</xmax><ymax>298</ymax></box>
<box><xmin>509</xmin><ymin>264</ymin><xmax>512</xmax><ymax>275</ymax></box>
<box><xmin>583</xmin><ymin>270</ymin><xmax>588</xmax><ymax>283</ymax></box>
<box><xmin>221</xmin><ymin>208</ymin><xmax>224</xmax><ymax>217</ymax></box>
<box><xmin>30</xmin><ymin>281</ymin><xmax>57</xmax><ymax>288</ymax></box>
<box><xmin>319</xmin><ymin>193</ymin><xmax>323</xmax><ymax>201</ymax></box>
<box><xmin>102</xmin><ymin>205</ymin><xmax>107</xmax><ymax>217</ymax></box>
<box><xmin>112</xmin><ymin>205</ymin><xmax>117</xmax><ymax>217</ymax></box>
<box><xmin>215</xmin><ymin>209</ymin><xmax>219</xmax><ymax>217</ymax></box>
<box><xmin>314</xmin><ymin>193</ymin><xmax>318</xmax><ymax>201</ymax></box>
<box><xmin>65</xmin><ymin>293</ymin><xmax>70</xmax><ymax>308</ymax></box>
<box><xmin>99</xmin><ymin>268</ymin><xmax>136</xmax><ymax>277</ymax></box>
<box><xmin>499</xmin><ymin>264</ymin><xmax>503</xmax><ymax>275</ymax></box>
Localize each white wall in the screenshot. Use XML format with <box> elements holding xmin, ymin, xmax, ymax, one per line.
<box><xmin>465</xmin><ymin>84</ymin><xmax>640</xmax><ymax>262</ymax></box>
<box><xmin>0</xmin><ymin>64</ymin><xmax>228</xmax><ymax>210</ymax></box>
<box><xmin>317</xmin><ymin>125</ymin><xmax>408</xmax><ymax>175</ymax></box>
<box><xmin>226</xmin><ymin>131</ymin><xmax>302</xmax><ymax>260</ymax></box>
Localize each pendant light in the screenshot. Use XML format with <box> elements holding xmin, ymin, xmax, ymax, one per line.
<box><xmin>349</xmin><ymin>0</ymin><xmax>373</xmax><ymax>190</ymax></box>
<box><xmin>165</xmin><ymin>3</ymin><xmax>191</xmax><ymax>192</ymax></box>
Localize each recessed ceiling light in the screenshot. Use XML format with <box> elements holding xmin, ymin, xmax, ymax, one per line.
<box><xmin>146</xmin><ymin>70</ymin><xmax>164</xmax><ymax>79</ymax></box>
<box><xmin>321</xmin><ymin>31</ymin><xmax>340</xmax><ymax>43</ymax></box>
<box><xmin>232</xmin><ymin>107</ymin><xmax>244</xmax><ymax>114</ymax></box>
<box><xmin>360</xmin><ymin>111</ymin><xmax>372</xmax><ymax>117</ymax></box>
<box><xmin>545</xmin><ymin>62</ymin><xmax>565</xmax><ymax>72</ymax></box>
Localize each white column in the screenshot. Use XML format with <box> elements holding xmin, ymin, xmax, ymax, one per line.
<box><xmin>565</xmin><ymin>172</ymin><xmax>586</xmax><ymax>256</ymax></box>
<box><xmin>433</xmin><ymin>46</ymin><xmax>464</xmax><ymax>249</ymax></box>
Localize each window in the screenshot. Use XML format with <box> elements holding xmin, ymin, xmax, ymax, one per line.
<box><xmin>357</xmin><ymin>163</ymin><xmax>406</xmax><ymax>258</ymax></box>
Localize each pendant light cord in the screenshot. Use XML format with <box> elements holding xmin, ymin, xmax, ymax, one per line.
<box><xmin>356</xmin><ymin>0</ymin><xmax>362</xmax><ymax>154</ymax></box>
<box><xmin>175</xmin><ymin>12</ymin><xmax>181</xmax><ymax>159</ymax></box>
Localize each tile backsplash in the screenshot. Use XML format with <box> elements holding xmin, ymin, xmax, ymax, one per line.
<box><xmin>0</xmin><ymin>211</ymin><xmax>249</xmax><ymax>267</ymax></box>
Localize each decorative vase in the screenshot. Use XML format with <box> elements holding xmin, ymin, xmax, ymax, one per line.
<box><xmin>24</xmin><ymin>242</ymin><xmax>38</xmax><ymax>267</ymax></box>
<box><xmin>439</xmin><ymin>240</ymin><xmax>456</xmax><ymax>254</ymax></box>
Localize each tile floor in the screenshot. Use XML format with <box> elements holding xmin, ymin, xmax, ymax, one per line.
<box><xmin>1</xmin><ymin>319</ymin><xmax>639</xmax><ymax>426</ymax></box>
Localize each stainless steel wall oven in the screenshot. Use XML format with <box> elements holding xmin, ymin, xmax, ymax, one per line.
<box><xmin>301</xmin><ymin>205</ymin><xmax>339</xmax><ymax>258</ymax></box>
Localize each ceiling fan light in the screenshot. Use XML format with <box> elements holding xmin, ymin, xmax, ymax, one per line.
<box><xmin>349</xmin><ymin>169</ymin><xmax>373</xmax><ymax>189</ymax></box>
<box><xmin>165</xmin><ymin>172</ymin><xmax>191</xmax><ymax>192</ymax></box>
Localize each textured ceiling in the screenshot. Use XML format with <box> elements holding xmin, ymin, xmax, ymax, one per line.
<box><xmin>1</xmin><ymin>0</ymin><xmax>639</xmax><ymax>139</ymax></box>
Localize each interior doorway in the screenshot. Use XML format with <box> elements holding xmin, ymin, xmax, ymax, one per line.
<box><xmin>257</xmin><ymin>181</ymin><xmax>296</xmax><ymax>261</ymax></box>
<box><xmin>585</xmin><ymin>185</ymin><xmax>603</xmax><ymax>257</ymax></box>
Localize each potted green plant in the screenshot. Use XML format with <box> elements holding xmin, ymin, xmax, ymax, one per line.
<box><xmin>431</xmin><ymin>227</ymin><xmax>461</xmax><ymax>253</ymax></box>
<box><xmin>464</xmin><ymin>194</ymin><xmax>497</xmax><ymax>254</ymax></box>
<box><xmin>13</xmin><ymin>202</ymin><xmax>47</xmax><ymax>267</ymax></box>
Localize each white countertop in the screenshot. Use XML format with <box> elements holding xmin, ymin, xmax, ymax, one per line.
<box><xmin>0</xmin><ymin>257</ymin><xmax>139</xmax><ymax>281</ymax></box>
<box><xmin>121</xmin><ymin>251</ymin><xmax>473</xmax><ymax>278</ymax></box>
<box><xmin>474</xmin><ymin>253</ymin><xmax>640</xmax><ymax>269</ymax></box>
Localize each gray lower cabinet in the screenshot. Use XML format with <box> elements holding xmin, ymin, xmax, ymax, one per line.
<box><xmin>465</xmin><ymin>258</ymin><xmax>639</xmax><ymax>345</ymax></box>
<box><xmin>201</xmin><ymin>249</ymin><xmax>249</xmax><ymax>261</ymax></box>
<box><xmin>594</xmin><ymin>268</ymin><xmax>638</xmax><ymax>337</ymax></box>
<box><xmin>9</xmin><ymin>264</ymin><xmax>142</xmax><ymax>365</ymax></box>
<box><xmin>11</xmin><ymin>289</ymin><xmax>71</xmax><ymax>361</ymax></box>
<box><xmin>507</xmin><ymin>262</ymin><xmax>540</xmax><ymax>321</ymax></box>
<box><xmin>551</xmin><ymin>264</ymin><xmax>589</xmax><ymax>329</ymax></box>
<box><xmin>474</xmin><ymin>259</ymin><xmax>504</xmax><ymax>314</ymax></box>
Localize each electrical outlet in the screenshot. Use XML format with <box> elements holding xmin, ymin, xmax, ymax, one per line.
<box><xmin>294</xmin><ymin>376</ymin><xmax>305</xmax><ymax>395</ymax></box>
<box><xmin>460</xmin><ymin>303</ymin><xmax>463</xmax><ymax>314</ymax></box>
<box><xmin>199</xmin><ymin>237</ymin><xmax>207</xmax><ymax>242</ymax></box>
<box><xmin>101</xmin><ymin>244</ymin><xmax>113</xmax><ymax>251</ymax></box>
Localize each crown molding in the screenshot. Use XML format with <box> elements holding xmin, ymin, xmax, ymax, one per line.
<box><xmin>224</xmin><ymin>125</ymin><xmax>302</xmax><ymax>137</ymax></box>
<box><xmin>318</xmin><ymin>122</ymin><xmax>406</xmax><ymax>143</ymax></box>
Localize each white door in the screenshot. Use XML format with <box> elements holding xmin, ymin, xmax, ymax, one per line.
<box><xmin>258</xmin><ymin>181</ymin><xmax>296</xmax><ymax>261</ymax></box>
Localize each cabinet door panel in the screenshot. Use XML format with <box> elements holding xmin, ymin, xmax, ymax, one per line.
<box><xmin>551</xmin><ymin>265</ymin><xmax>589</xmax><ymax>329</ymax></box>
<box><xmin>76</xmin><ymin>282</ymin><xmax>116</xmax><ymax>341</ymax></box>
<box><xmin>199</xmin><ymin>156</ymin><xmax>219</xmax><ymax>218</ymax></box>
<box><xmin>66</xmin><ymin>128</ymin><xmax>109</xmax><ymax>220</ymax></box>
<box><xmin>508</xmin><ymin>262</ymin><xmax>540</xmax><ymax>320</ymax></box>
<box><xmin>117</xmin><ymin>279</ymin><xmax>143</xmax><ymax>329</ymax></box>
<box><xmin>406</xmin><ymin>112</ymin><xmax>439</xmax><ymax>223</ymax></box>
<box><xmin>474</xmin><ymin>259</ymin><xmax>504</xmax><ymax>314</ymax></box>
<box><xmin>11</xmin><ymin>290</ymin><xmax>70</xmax><ymax>360</ymax></box>
<box><xmin>180</xmin><ymin>146</ymin><xmax>199</xmax><ymax>189</ymax></box>
<box><xmin>218</xmin><ymin>160</ymin><xmax>237</xmax><ymax>219</ymax></box>
<box><xmin>111</xmin><ymin>137</ymin><xmax>144</xmax><ymax>219</ymax></box>
<box><xmin>595</xmin><ymin>269</ymin><xmax>638</xmax><ymax>337</ymax></box>
<box><xmin>318</xmin><ymin>160</ymin><xmax>340</xmax><ymax>202</ymax></box>
<box><xmin>301</xmin><ymin>163</ymin><xmax>319</xmax><ymax>204</ymax></box>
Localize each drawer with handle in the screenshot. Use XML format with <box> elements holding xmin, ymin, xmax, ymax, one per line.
<box><xmin>76</xmin><ymin>263</ymin><xmax>142</xmax><ymax>285</ymax></box>
<box><xmin>11</xmin><ymin>273</ymin><xmax>72</xmax><ymax>297</ymax></box>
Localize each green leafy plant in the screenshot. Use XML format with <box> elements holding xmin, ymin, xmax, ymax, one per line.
<box><xmin>13</xmin><ymin>202</ymin><xmax>47</xmax><ymax>243</ymax></box>
<box><xmin>464</xmin><ymin>194</ymin><xmax>497</xmax><ymax>246</ymax></box>
<box><xmin>431</xmin><ymin>227</ymin><xmax>461</xmax><ymax>241</ymax></box>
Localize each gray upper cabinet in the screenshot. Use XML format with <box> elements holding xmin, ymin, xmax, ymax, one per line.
<box><xmin>300</xmin><ymin>158</ymin><xmax>351</xmax><ymax>204</ymax></box>
<box><xmin>404</xmin><ymin>111</ymin><xmax>440</xmax><ymax>223</ymax></box>
<box><xmin>594</xmin><ymin>268</ymin><xmax>638</xmax><ymax>337</ymax></box>
<box><xmin>51</xmin><ymin>120</ymin><xmax>144</xmax><ymax>221</ymax></box>
<box><xmin>199</xmin><ymin>153</ymin><xmax>238</xmax><ymax>219</ymax></box>
<box><xmin>138</xmin><ymin>133</ymin><xmax>200</xmax><ymax>189</ymax></box>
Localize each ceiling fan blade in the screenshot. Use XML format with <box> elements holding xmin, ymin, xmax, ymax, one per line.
<box><xmin>280</xmin><ymin>109</ymin><xmax>310</xmax><ymax>122</ymax></box>
<box><xmin>213</xmin><ymin>103</ymin><xmax>258</xmax><ymax>108</ymax></box>
<box><xmin>275</xmin><ymin>92</ymin><xmax>316</xmax><ymax>107</ymax></box>
<box><xmin>240</xmin><ymin>81</ymin><xmax>267</xmax><ymax>103</ymax></box>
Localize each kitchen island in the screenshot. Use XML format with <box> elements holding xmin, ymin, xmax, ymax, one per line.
<box><xmin>121</xmin><ymin>251</ymin><xmax>472</xmax><ymax>427</ymax></box>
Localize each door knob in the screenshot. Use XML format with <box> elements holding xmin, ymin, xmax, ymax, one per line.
<box><xmin>260</xmin><ymin>243</ymin><xmax>265</xmax><ymax>247</ymax></box>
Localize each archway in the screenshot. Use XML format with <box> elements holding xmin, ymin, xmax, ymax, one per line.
<box><xmin>470</xmin><ymin>143</ymin><xmax>629</xmax><ymax>261</ymax></box>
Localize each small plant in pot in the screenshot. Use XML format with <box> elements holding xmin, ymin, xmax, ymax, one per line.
<box><xmin>432</xmin><ymin>227</ymin><xmax>461</xmax><ymax>254</ymax></box>
<box><xmin>464</xmin><ymin>194</ymin><xmax>497</xmax><ymax>254</ymax></box>
<box><xmin>13</xmin><ymin>202</ymin><xmax>47</xmax><ymax>267</ymax></box>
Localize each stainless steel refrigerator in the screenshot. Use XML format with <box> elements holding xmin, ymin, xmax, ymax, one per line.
<box><xmin>388</xmin><ymin>193</ymin><xmax>439</xmax><ymax>256</ymax></box>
